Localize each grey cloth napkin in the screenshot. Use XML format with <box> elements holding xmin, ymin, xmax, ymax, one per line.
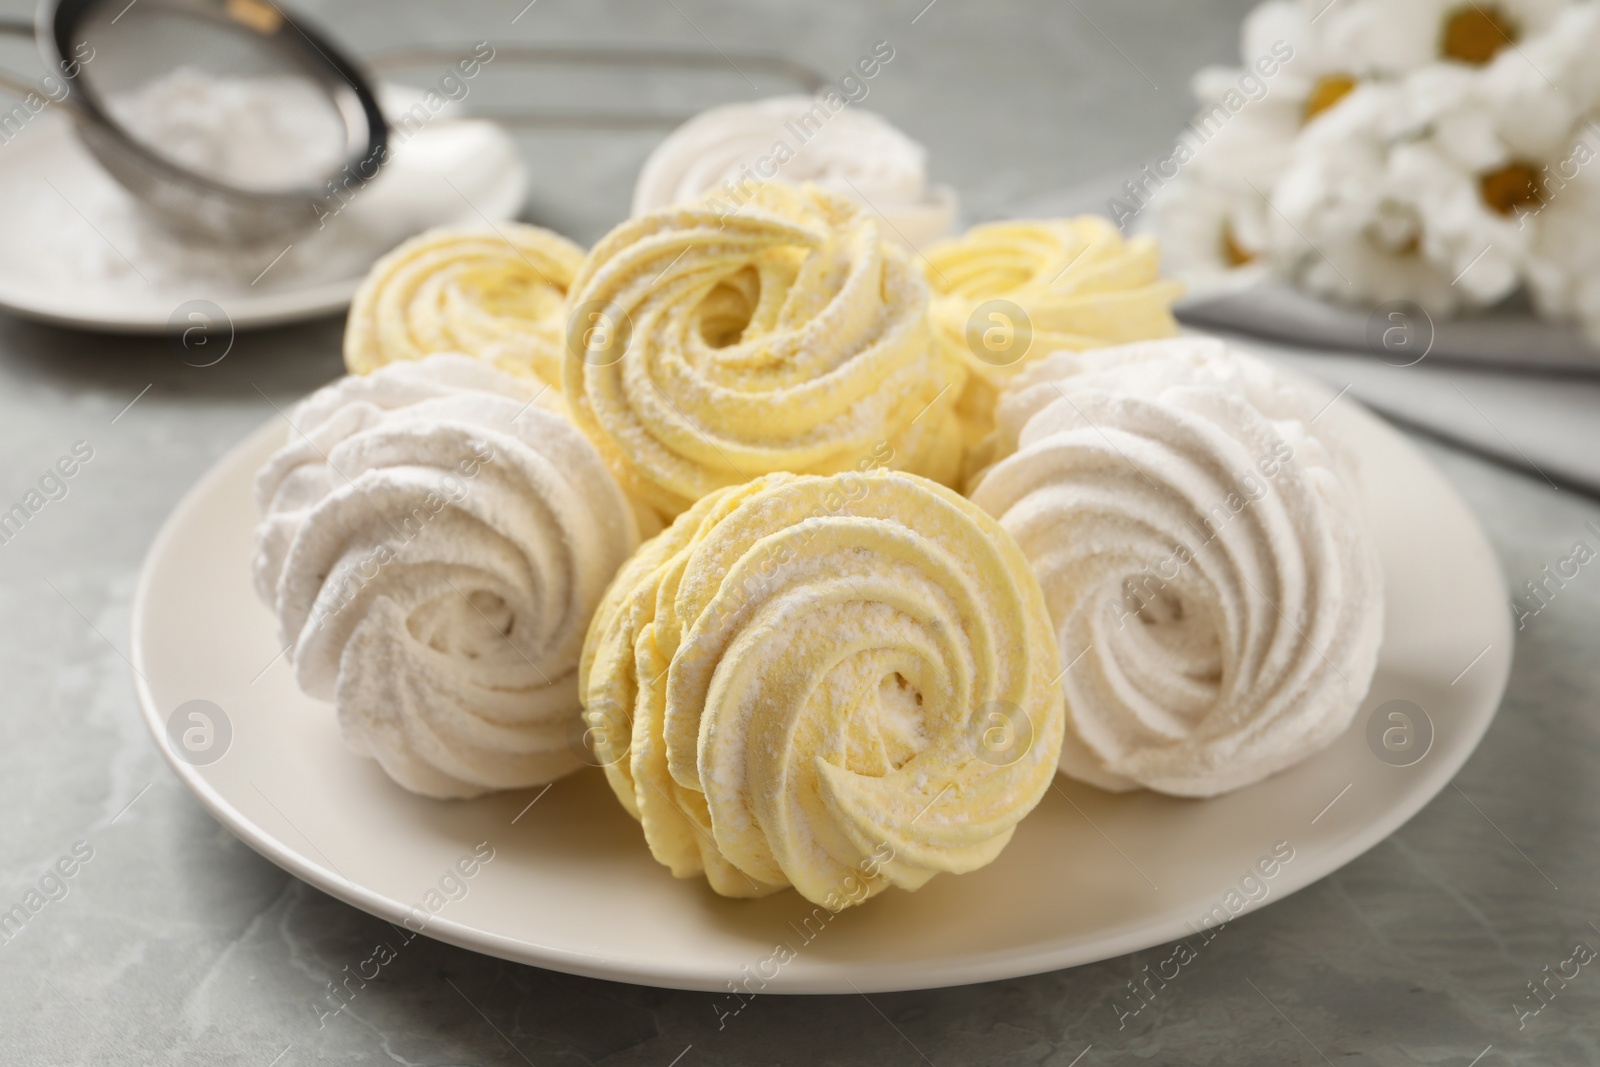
<box><xmin>1226</xmin><ymin>331</ymin><xmax>1600</xmax><ymax>499</ymax></box>
<box><xmin>1181</xmin><ymin>283</ymin><xmax>1600</xmax><ymax>375</ymax></box>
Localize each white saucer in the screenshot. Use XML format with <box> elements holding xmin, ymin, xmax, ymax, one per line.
<box><xmin>0</xmin><ymin>106</ymin><xmax>527</xmax><ymax>334</ymax></box>
<box><xmin>130</xmin><ymin>393</ymin><xmax>1510</xmax><ymax>993</ymax></box>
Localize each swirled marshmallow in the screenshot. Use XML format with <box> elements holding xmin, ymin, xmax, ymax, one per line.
<box><xmin>581</xmin><ymin>470</ymin><xmax>1062</xmax><ymax>906</ymax></box>
<box><xmin>922</xmin><ymin>216</ymin><xmax>1184</xmax><ymax>448</ymax></box>
<box><xmin>344</xmin><ymin>224</ymin><xmax>585</xmax><ymax>385</ymax></box>
<box><xmin>969</xmin><ymin>337</ymin><xmax>1383</xmax><ymax>797</ymax></box>
<box><xmin>632</xmin><ymin>95</ymin><xmax>958</xmax><ymax>251</ymax></box>
<box><xmin>564</xmin><ymin>182</ymin><xmax>967</xmax><ymax>519</ymax></box>
<box><xmin>252</xmin><ymin>355</ymin><xmax>645</xmax><ymax>798</ymax></box>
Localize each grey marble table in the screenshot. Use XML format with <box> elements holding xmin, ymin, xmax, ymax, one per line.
<box><xmin>2</xmin><ymin>1</ymin><xmax>1598</xmax><ymax>1064</ymax></box>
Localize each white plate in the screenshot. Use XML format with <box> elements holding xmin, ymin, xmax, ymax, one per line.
<box><xmin>0</xmin><ymin>107</ymin><xmax>527</xmax><ymax>334</ymax></box>
<box><xmin>130</xmin><ymin>393</ymin><xmax>1511</xmax><ymax>993</ymax></box>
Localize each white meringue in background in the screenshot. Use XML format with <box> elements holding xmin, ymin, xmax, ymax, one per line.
<box><xmin>252</xmin><ymin>355</ymin><xmax>645</xmax><ymax>798</ymax></box>
<box><xmin>631</xmin><ymin>94</ymin><xmax>958</xmax><ymax>250</ymax></box>
<box><xmin>969</xmin><ymin>337</ymin><xmax>1384</xmax><ymax>798</ymax></box>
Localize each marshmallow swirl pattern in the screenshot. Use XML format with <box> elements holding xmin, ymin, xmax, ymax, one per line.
<box><xmin>253</xmin><ymin>355</ymin><xmax>643</xmax><ymax>798</ymax></box>
<box><xmin>564</xmin><ymin>183</ymin><xmax>966</xmax><ymax>519</ymax></box>
<box><xmin>923</xmin><ymin>217</ymin><xmax>1184</xmax><ymax>445</ymax></box>
<box><xmin>580</xmin><ymin>471</ymin><xmax>1062</xmax><ymax>906</ymax></box>
<box><xmin>345</xmin><ymin>224</ymin><xmax>585</xmax><ymax>385</ymax></box>
<box><xmin>631</xmin><ymin>95</ymin><xmax>959</xmax><ymax>251</ymax></box>
<box><xmin>969</xmin><ymin>338</ymin><xmax>1383</xmax><ymax>798</ymax></box>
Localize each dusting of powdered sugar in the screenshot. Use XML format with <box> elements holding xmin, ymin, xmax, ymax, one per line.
<box><xmin>106</xmin><ymin>66</ymin><xmax>347</xmax><ymax>192</ymax></box>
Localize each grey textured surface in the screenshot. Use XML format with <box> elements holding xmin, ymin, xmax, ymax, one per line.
<box><xmin>1</xmin><ymin>1</ymin><xmax>1597</xmax><ymax>1064</ymax></box>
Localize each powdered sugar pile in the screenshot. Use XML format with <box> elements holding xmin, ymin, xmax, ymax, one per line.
<box><xmin>107</xmin><ymin>66</ymin><xmax>347</xmax><ymax>192</ymax></box>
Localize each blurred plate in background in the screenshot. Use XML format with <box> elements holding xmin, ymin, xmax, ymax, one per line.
<box><xmin>0</xmin><ymin>89</ymin><xmax>526</xmax><ymax>333</ymax></box>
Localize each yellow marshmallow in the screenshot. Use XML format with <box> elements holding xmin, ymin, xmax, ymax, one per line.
<box><xmin>562</xmin><ymin>183</ymin><xmax>967</xmax><ymax>520</ymax></box>
<box><xmin>580</xmin><ymin>470</ymin><xmax>1063</xmax><ymax>908</ymax></box>
<box><xmin>922</xmin><ymin>217</ymin><xmax>1183</xmax><ymax>446</ymax></box>
<box><xmin>345</xmin><ymin>224</ymin><xmax>585</xmax><ymax>384</ymax></box>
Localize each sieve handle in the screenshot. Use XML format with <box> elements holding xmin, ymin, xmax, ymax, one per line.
<box><xmin>0</xmin><ymin>17</ymin><xmax>42</xmax><ymax>99</ymax></box>
<box><xmin>364</xmin><ymin>43</ymin><xmax>827</xmax><ymax>130</ymax></box>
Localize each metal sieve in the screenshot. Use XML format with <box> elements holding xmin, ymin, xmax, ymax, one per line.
<box><xmin>0</xmin><ymin>0</ymin><xmax>824</xmax><ymax>245</ymax></box>
<box><xmin>1</xmin><ymin>0</ymin><xmax>386</xmax><ymax>244</ymax></box>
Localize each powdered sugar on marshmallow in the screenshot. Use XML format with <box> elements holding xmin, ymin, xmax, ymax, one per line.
<box><xmin>252</xmin><ymin>355</ymin><xmax>645</xmax><ymax>798</ymax></box>
<box><xmin>970</xmin><ymin>337</ymin><xmax>1383</xmax><ymax>797</ymax></box>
